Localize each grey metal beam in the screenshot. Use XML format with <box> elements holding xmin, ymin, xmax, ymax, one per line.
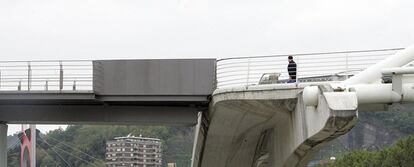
<box><xmin>0</xmin><ymin>105</ymin><xmax>199</xmax><ymax>126</ymax></box>
<box><xmin>0</xmin><ymin>92</ymin><xmax>95</xmax><ymax>101</ymax></box>
<box><xmin>0</xmin><ymin>93</ymin><xmax>209</xmax><ymax>106</ymax></box>
<box><xmin>96</xmin><ymin>95</ymin><xmax>209</xmax><ymax>102</ymax></box>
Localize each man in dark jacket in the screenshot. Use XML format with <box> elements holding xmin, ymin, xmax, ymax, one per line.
<box><xmin>287</xmin><ymin>56</ymin><xmax>297</xmax><ymax>83</ymax></box>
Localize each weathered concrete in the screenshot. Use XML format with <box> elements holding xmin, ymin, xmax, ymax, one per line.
<box><xmin>194</xmin><ymin>84</ymin><xmax>358</xmax><ymax>167</ymax></box>
<box><xmin>0</xmin><ymin>123</ymin><xmax>7</xmax><ymax>167</ymax></box>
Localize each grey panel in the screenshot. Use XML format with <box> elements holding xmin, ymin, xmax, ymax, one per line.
<box><xmin>93</xmin><ymin>59</ymin><xmax>216</xmax><ymax>96</ymax></box>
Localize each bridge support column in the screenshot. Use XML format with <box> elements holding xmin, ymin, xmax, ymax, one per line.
<box><xmin>30</xmin><ymin>125</ymin><xmax>36</xmax><ymax>167</ymax></box>
<box><xmin>0</xmin><ymin>123</ymin><xmax>7</xmax><ymax>167</ymax></box>
<box><xmin>191</xmin><ymin>112</ymin><xmax>210</xmax><ymax>167</ymax></box>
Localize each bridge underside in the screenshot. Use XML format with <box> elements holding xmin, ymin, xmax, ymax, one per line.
<box><xmin>0</xmin><ymin>105</ymin><xmax>199</xmax><ymax>126</ymax></box>
<box><xmin>0</xmin><ymin>92</ymin><xmax>207</xmax><ymax>126</ymax></box>
<box><xmin>193</xmin><ymin>84</ymin><xmax>358</xmax><ymax>167</ymax></box>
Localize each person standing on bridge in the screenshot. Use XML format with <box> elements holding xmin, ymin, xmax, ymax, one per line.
<box><xmin>287</xmin><ymin>55</ymin><xmax>297</xmax><ymax>83</ymax></box>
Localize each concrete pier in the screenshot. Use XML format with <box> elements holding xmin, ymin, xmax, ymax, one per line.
<box><xmin>0</xmin><ymin>123</ymin><xmax>7</xmax><ymax>167</ymax></box>
<box><xmin>193</xmin><ymin>84</ymin><xmax>358</xmax><ymax>167</ymax></box>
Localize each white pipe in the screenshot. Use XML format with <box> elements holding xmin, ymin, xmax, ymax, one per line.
<box><xmin>382</xmin><ymin>67</ymin><xmax>414</xmax><ymax>75</ymax></box>
<box><xmin>350</xmin><ymin>83</ymin><xmax>414</xmax><ymax>104</ymax></box>
<box><xmin>350</xmin><ymin>84</ymin><xmax>400</xmax><ymax>104</ymax></box>
<box><xmin>343</xmin><ymin>44</ymin><xmax>414</xmax><ymax>85</ymax></box>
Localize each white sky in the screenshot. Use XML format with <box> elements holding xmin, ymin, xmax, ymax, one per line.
<box><xmin>2</xmin><ymin>0</ymin><xmax>414</xmax><ymax>134</ymax></box>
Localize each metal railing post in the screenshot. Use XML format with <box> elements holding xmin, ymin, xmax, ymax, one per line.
<box><xmin>296</xmin><ymin>55</ymin><xmax>299</xmax><ymax>83</ymax></box>
<box><xmin>73</xmin><ymin>81</ymin><xmax>76</xmax><ymax>91</ymax></box>
<box><xmin>45</xmin><ymin>81</ymin><xmax>48</xmax><ymax>91</ymax></box>
<box><xmin>214</xmin><ymin>61</ymin><xmax>218</xmax><ymax>89</ymax></box>
<box><xmin>27</xmin><ymin>62</ymin><xmax>31</xmax><ymax>91</ymax></box>
<box><xmin>18</xmin><ymin>81</ymin><xmax>21</xmax><ymax>91</ymax></box>
<box><xmin>59</xmin><ymin>61</ymin><xmax>63</xmax><ymax>91</ymax></box>
<box><xmin>345</xmin><ymin>54</ymin><xmax>349</xmax><ymax>79</ymax></box>
<box><xmin>246</xmin><ymin>58</ymin><xmax>251</xmax><ymax>86</ymax></box>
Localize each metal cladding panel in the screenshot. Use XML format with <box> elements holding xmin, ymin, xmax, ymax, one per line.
<box><xmin>93</xmin><ymin>59</ymin><xmax>216</xmax><ymax>96</ymax></box>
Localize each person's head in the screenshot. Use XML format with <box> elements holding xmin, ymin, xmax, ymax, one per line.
<box><xmin>288</xmin><ymin>55</ymin><xmax>293</xmax><ymax>62</ymax></box>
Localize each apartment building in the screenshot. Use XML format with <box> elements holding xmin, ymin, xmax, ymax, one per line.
<box><xmin>106</xmin><ymin>134</ymin><xmax>162</xmax><ymax>167</ymax></box>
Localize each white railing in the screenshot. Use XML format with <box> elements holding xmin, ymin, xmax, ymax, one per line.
<box><xmin>216</xmin><ymin>48</ymin><xmax>404</xmax><ymax>88</ymax></box>
<box><xmin>0</xmin><ymin>60</ymin><xmax>93</xmax><ymax>91</ymax></box>
<box><xmin>0</xmin><ymin>49</ymin><xmax>407</xmax><ymax>91</ymax></box>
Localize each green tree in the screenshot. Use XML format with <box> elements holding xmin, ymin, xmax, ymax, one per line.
<box><xmin>325</xmin><ymin>135</ymin><xmax>414</xmax><ymax>167</ymax></box>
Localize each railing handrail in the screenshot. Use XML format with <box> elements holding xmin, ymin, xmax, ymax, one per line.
<box><xmin>216</xmin><ymin>47</ymin><xmax>405</xmax><ymax>88</ymax></box>
<box><xmin>0</xmin><ymin>60</ymin><xmax>93</xmax><ymax>92</ymax></box>
<box><xmin>217</xmin><ymin>47</ymin><xmax>404</xmax><ymax>62</ymax></box>
<box><xmin>0</xmin><ymin>47</ymin><xmax>407</xmax><ymax>91</ymax></box>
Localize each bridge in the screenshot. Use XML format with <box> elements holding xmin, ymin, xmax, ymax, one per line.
<box><xmin>0</xmin><ymin>59</ymin><xmax>215</xmax><ymax>125</ymax></box>
<box><xmin>1</xmin><ymin>46</ymin><xmax>414</xmax><ymax>167</ymax></box>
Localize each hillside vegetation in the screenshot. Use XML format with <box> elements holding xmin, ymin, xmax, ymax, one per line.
<box><xmin>7</xmin><ymin>125</ymin><xmax>194</xmax><ymax>167</ymax></box>
<box><xmin>319</xmin><ymin>135</ymin><xmax>414</xmax><ymax>167</ymax></box>
<box><xmin>7</xmin><ymin>106</ymin><xmax>414</xmax><ymax>166</ymax></box>
<box><xmin>314</xmin><ymin>104</ymin><xmax>414</xmax><ymax>166</ymax></box>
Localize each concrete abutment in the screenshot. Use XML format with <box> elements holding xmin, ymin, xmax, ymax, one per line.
<box><xmin>195</xmin><ymin>84</ymin><xmax>358</xmax><ymax>167</ymax></box>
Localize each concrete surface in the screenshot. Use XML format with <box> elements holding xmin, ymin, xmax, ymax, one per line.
<box><xmin>194</xmin><ymin>84</ymin><xmax>358</xmax><ymax>167</ymax></box>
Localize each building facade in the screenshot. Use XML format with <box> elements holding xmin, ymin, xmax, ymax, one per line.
<box><xmin>106</xmin><ymin>134</ymin><xmax>162</xmax><ymax>167</ymax></box>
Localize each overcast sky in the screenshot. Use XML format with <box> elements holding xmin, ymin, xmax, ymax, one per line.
<box><xmin>2</xmin><ymin>0</ymin><xmax>414</xmax><ymax>134</ymax></box>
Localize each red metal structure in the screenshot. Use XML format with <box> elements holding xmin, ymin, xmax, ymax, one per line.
<box><xmin>20</xmin><ymin>127</ymin><xmax>32</xmax><ymax>167</ymax></box>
